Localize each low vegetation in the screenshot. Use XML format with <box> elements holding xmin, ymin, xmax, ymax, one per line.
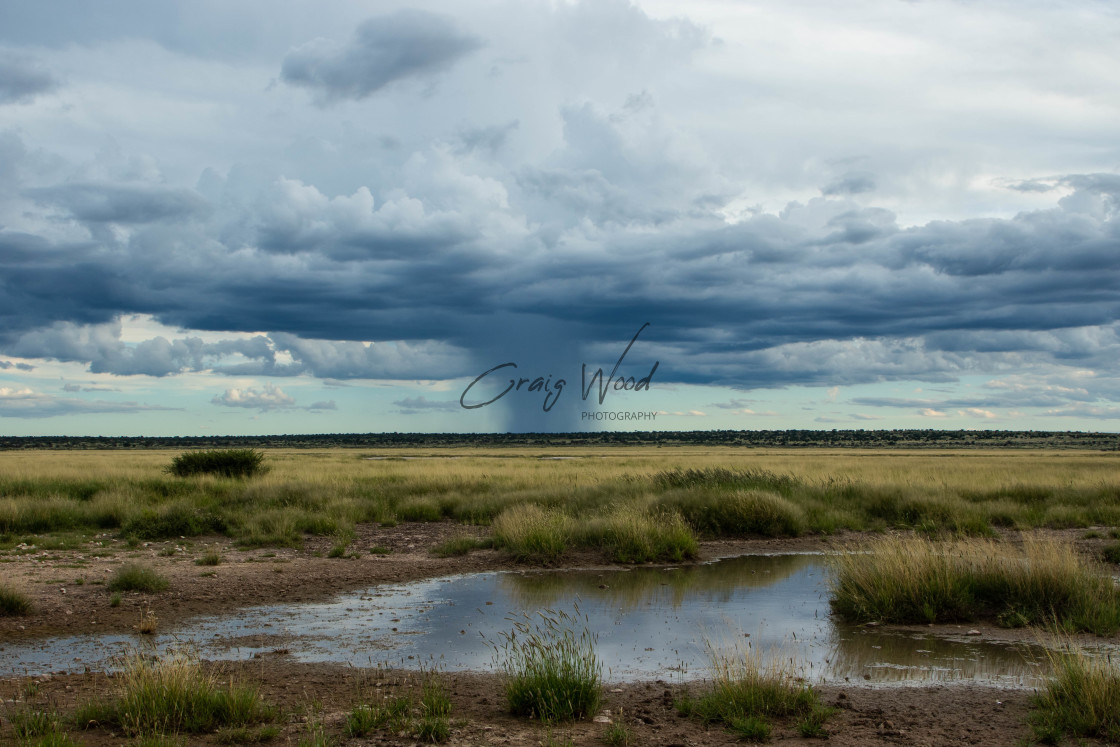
<box><xmin>495</xmin><ymin>607</ymin><xmax>602</xmax><ymax>723</ymax></box>
<box><xmin>346</xmin><ymin>673</ymin><xmax>452</xmax><ymax>743</ymax></box>
<box><xmin>3</xmin><ymin>448</ymin><xmax>1120</xmax><ymax>560</ymax></box>
<box><xmin>74</xmin><ymin>650</ymin><xmax>274</xmax><ymax>736</ymax></box>
<box><xmin>166</xmin><ymin>449</ymin><xmax>266</xmax><ymax>478</ymax></box>
<box><xmin>1030</xmin><ymin>645</ymin><xmax>1120</xmax><ymax>743</ymax></box>
<box><xmin>676</xmin><ymin>645</ymin><xmax>832</xmax><ymax>740</ymax></box>
<box><xmin>829</xmin><ymin>535</ymin><xmax>1120</xmax><ymax>633</ymax></box>
<box><xmin>107</xmin><ymin>563</ymin><xmax>169</xmax><ymax>593</ymax></box>
<box><xmin>0</xmin><ymin>583</ymin><xmax>33</xmax><ymax>615</ymax></box>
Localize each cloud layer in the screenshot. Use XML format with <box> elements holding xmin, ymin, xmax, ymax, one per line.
<box><xmin>0</xmin><ymin>0</ymin><xmax>1118</xmax><ymax>429</ymax></box>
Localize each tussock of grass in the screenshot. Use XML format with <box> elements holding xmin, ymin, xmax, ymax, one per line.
<box><xmin>346</xmin><ymin>675</ymin><xmax>452</xmax><ymax>743</ymax></box>
<box><xmin>431</xmin><ymin>535</ymin><xmax>493</xmax><ymax>558</ymax></box>
<box><xmin>1031</xmin><ymin>645</ymin><xmax>1120</xmax><ymax>743</ymax></box>
<box><xmin>577</xmin><ymin>506</ymin><xmax>698</xmax><ymax>563</ymax></box>
<box><xmin>167</xmin><ymin>449</ymin><xmax>266</xmax><ymax>478</ymax></box>
<box><xmin>0</xmin><ymin>583</ymin><xmax>33</xmax><ymax>615</ymax></box>
<box><xmin>829</xmin><ymin>535</ymin><xmax>1120</xmax><ymax>633</ymax></box>
<box><xmin>658</xmin><ymin>488</ymin><xmax>805</xmax><ymax>537</ymax></box>
<box><xmin>195</xmin><ymin>550</ymin><xmax>222</xmax><ymax>566</ymax></box>
<box><xmin>496</xmin><ymin>607</ymin><xmax>602</xmax><ymax>723</ymax></box>
<box><xmin>78</xmin><ymin>650</ymin><xmax>273</xmax><ymax>736</ymax></box>
<box><xmin>107</xmin><ymin>563</ymin><xmax>169</xmax><ymax>593</ymax></box>
<box><xmin>677</xmin><ymin>645</ymin><xmax>828</xmax><ymax>740</ymax></box>
<box><xmin>493</xmin><ymin>504</ymin><xmax>569</xmax><ymax>563</ymax></box>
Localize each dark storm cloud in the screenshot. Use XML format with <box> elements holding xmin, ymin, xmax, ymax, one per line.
<box><xmin>26</xmin><ymin>183</ymin><xmax>209</xmax><ymax>224</ymax></box>
<box><xmin>281</xmin><ymin>10</ymin><xmax>482</xmax><ymax>103</ymax></box>
<box><xmin>2</xmin><ymin>156</ymin><xmax>1120</xmax><ymax>396</ymax></box>
<box><xmin>0</xmin><ymin>51</ymin><xmax>58</xmax><ymax>104</ymax></box>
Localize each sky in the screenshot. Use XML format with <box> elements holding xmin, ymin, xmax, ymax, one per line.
<box><xmin>0</xmin><ymin>0</ymin><xmax>1119</xmax><ymax>436</ymax></box>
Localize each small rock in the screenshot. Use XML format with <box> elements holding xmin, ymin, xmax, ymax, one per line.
<box><xmin>593</xmin><ymin>715</ymin><xmax>612</xmax><ymax>724</ymax></box>
<box><xmin>966</xmin><ymin>629</ymin><xmax>981</xmax><ymax>636</ymax></box>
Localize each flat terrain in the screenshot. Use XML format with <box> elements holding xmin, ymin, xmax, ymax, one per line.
<box><xmin>3</xmin><ymin>447</ymin><xmax>1120</xmax><ymax>745</ymax></box>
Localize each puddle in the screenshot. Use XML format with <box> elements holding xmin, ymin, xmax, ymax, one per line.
<box><xmin>0</xmin><ymin>555</ymin><xmax>1055</xmax><ymax>687</ymax></box>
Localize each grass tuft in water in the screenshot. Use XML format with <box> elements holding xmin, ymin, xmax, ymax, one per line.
<box><xmin>829</xmin><ymin>535</ymin><xmax>1120</xmax><ymax>633</ymax></box>
<box><xmin>496</xmin><ymin>606</ymin><xmax>602</xmax><ymax>723</ymax></box>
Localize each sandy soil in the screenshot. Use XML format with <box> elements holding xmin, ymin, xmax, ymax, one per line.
<box><xmin>2</xmin><ymin>524</ymin><xmax>1117</xmax><ymax>745</ymax></box>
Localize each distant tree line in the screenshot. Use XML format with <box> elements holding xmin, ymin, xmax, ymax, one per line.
<box><xmin>1</xmin><ymin>429</ymin><xmax>1118</xmax><ymax>450</ymax></box>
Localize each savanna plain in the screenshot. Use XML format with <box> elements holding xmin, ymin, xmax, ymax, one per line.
<box><xmin>3</xmin><ymin>446</ymin><xmax>1120</xmax><ymax>746</ymax></box>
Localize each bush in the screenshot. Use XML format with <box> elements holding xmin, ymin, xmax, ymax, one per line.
<box><xmin>167</xmin><ymin>449</ymin><xmax>266</xmax><ymax>478</ymax></box>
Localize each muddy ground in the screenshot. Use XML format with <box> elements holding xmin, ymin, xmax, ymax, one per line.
<box><xmin>2</xmin><ymin>524</ymin><xmax>1116</xmax><ymax>745</ymax></box>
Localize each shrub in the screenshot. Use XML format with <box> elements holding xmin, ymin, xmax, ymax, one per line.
<box><xmin>167</xmin><ymin>449</ymin><xmax>266</xmax><ymax>478</ymax></box>
<box><xmin>497</xmin><ymin>607</ymin><xmax>602</xmax><ymax>722</ymax></box>
<box><xmin>107</xmin><ymin>563</ymin><xmax>169</xmax><ymax>593</ymax></box>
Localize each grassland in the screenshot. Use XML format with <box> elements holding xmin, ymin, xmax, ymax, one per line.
<box><xmin>3</xmin><ymin>446</ymin><xmax>1120</xmax><ymax>745</ymax></box>
<box><xmin>2</xmin><ymin>448</ymin><xmax>1119</xmax><ymax>560</ymax></box>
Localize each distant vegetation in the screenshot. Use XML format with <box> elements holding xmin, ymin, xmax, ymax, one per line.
<box><xmin>2</xmin><ymin>447</ymin><xmax>1120</xmax><ymax>558</ymax></box>
<box><xmin>167</xmin><ymin>449</ymin><xmax>266</xmax><ymax>478</ymax></box>
<box><xmin>2</xmin><ymin>429</ymin><xmax>1119</xmax><ymax>451</ymax></box>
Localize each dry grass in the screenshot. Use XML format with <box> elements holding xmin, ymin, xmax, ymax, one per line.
<box><xmin>2</xmin><ymin>448</ymin><xmax>1120</xmax><ymax>556</ymax></box>
<box><xmin>829</xmin><ymin>535</ymin><xmax>1120</xmax><ymax>633</ymax></box>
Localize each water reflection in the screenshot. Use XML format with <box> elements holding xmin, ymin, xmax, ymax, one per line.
<box><xmin>0</xmin><ymin>555</ymin><xmax>1053</xmax><ymax>687</ymax></box>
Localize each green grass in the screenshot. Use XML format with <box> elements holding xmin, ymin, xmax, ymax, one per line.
<box><xmin>1030</xmin><ymin>645</ymin><xmax>1120</xmax><ymax>743</ymax></box>
<box><xmin>829</xmin><ymin>535</ymin><xmax>1120</xmax><ymax>633</ymax></box>
<box><xmin>6</xmin><ymin>447</ymin><xmax>1120</xmax><ymax>553</ymax></box>
<box><xmin>604</xmin><ymin>717</ymin><xmax>633</xmax><ymax>747</ymax></box>
<box><xmin>167</xmin><ymin>449</ymin><xmax>266</xmax><ymax>478</ymax></box>
<box><xmin>0</xmin><ymin>583</ymin><xmax>33</xmax><ymax>615</ymax></box>
<box><xmin>496</xmin><ymin>607</ymin><xmax>602</xmax><ymax>723</ymax></box>
<box><xmin>195</xmin><ymin>550</ymin><xmax>222</xmax><ymax>566</ymax></box>
<box><xmin>107</xmin><ymin>563</ymin><xmax>169</xmax><ymax>593</ymax></box>
<box><xmin>345</xmin><ymin>676</ymin><xmax>452</xmax><ymax>742</ymax></box>
<box><xmin>76</xmin><ymin>650</ymin><xmax>274</xmax><ymax>736</ymax></box>
<box><xmin>676</xmin><ymin>644</ymin><xmax>827</xmax><ymax>740</ymax></box>
<box><xmin>431</xmin><ymin>535</ymin><xmax>493</xmax><ymax>558</ymax></box>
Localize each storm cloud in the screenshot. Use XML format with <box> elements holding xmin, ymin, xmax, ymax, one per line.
<box><xmin>1</xmin><ymin>0</ymin><xmax>1119</xmax><ymax>431</ymax></box>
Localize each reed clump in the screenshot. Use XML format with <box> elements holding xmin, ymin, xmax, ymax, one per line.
<box><xmin>830</xmin><ymin>535</ymin><xmax>1120</xmax><ymax>633</ymax></box>
<box><xmin>496</xmin><ymin>607</ymin><xmax>602</xmax><ymax>723</ymax></box>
